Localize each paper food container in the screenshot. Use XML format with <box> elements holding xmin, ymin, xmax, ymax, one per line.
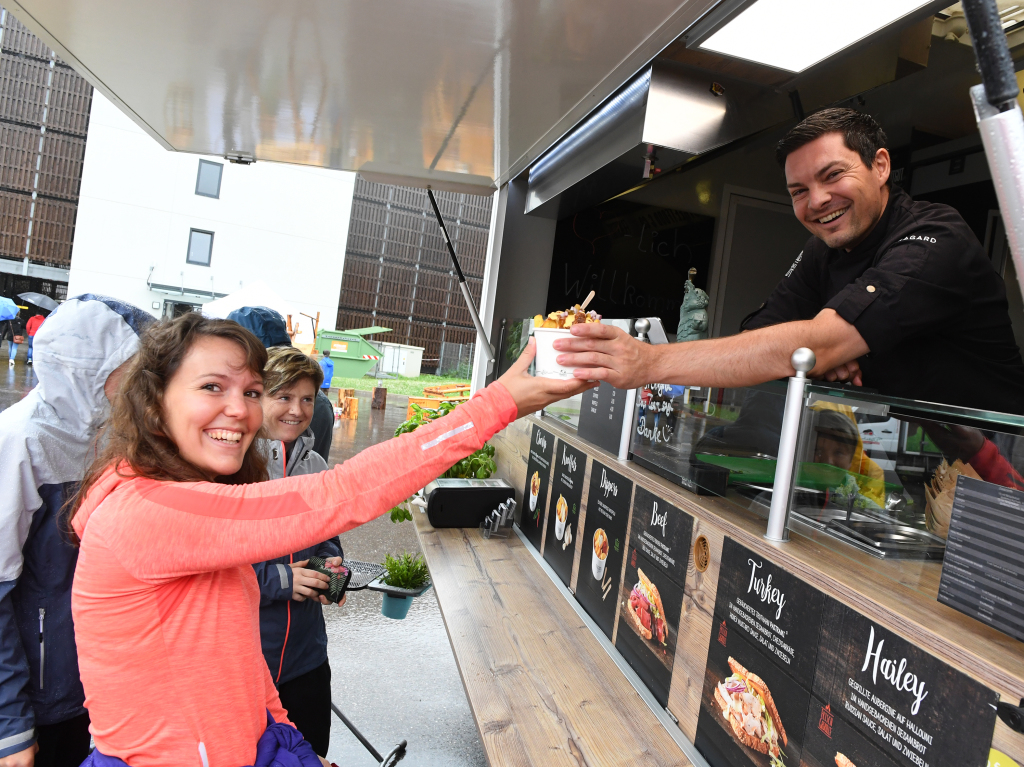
<box><xmin>533</xmin><ymin>327</ymin><xmax>575</xmax><ymax>380</ymax></box>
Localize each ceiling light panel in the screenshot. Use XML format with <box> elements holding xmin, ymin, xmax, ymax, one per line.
<box><xmin>698</xmin><ymin>0</ymin><xmax>935</xmax><ymax>72</ymax></box>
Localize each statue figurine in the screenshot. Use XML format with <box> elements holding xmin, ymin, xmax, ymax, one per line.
<box><xmin>676</xmin><ymin>268</ymin><xmax>709</xmax><ymax>342</ymax></box>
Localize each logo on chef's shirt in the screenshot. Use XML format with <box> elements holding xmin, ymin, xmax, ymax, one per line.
<box><xmin>785</xmin><ymin>250</ymin><xmax>804</xmax><ymax>277</ymax></box>
<box><xmin>898</xmin><ymin>234</ymin><xmax>937</xmax><ymax>244</ymax></box>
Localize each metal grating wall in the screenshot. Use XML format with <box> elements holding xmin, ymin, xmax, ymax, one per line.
<box><xmin>0</xmin><ymin>7</ymin><xmax>92</xmax><ymax>270</ymax></box>
<box><xmin>337</xmin><ymin>176</ymin><xmax>491</xmax><ymax>371</ymax></box>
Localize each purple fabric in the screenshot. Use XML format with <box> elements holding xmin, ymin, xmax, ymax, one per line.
<box><xmin>79</xmin><ymin>711</ymin><xmax>320</xmax><ymax>767</ymax></box>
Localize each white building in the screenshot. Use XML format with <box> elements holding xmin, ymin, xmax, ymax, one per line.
<box><xmin>67</xmin><ymin>93</ymin><xmax>355</xmax><ymax>343</ymax></box>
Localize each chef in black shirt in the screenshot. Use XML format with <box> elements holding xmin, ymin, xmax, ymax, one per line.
<box><xmin>555</xmin><ymin>108</ymin><xmax>1024</xmax><ymax>415</ymax></box>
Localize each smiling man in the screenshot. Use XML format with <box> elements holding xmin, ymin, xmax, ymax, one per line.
<box><xmin>556</xmin><ymin>108</ymin><xmax>1024</xmax><ymax>413</ymax></box>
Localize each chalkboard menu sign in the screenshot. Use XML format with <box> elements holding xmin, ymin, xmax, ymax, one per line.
<box><xmin>575</xmin><ymin>462</ymin><xmax>633</xmax><ymax>638</ymax></box>
<box><xmin>635</xmin><ymin>383</ymin><xmax>677</xmax><ymax>445</ymax></box>
<box><xmin>520</xmin><ymin>425</ymin><xmax>555</xmax><ymax>550</ymax></box>
<box><xmin>938</xmin><ymin>475</ymin><xmax>1024</xmax><ymax>643</ymax></box>
<box><xmin>543</xmin><ymin>441</ymin><xmax>587</xmax><ymax>587</ymax></box>
<box><xmin>696</xmin><ymin>539</ymin><xmax>999</xmax><ymax>767</ymax></box>
<box><xmin>614</xmin><ymin>485</ymin><xmax>693</xmax><ymax>706</ymax></box>
<box><xmin>577</xmin><ymin>382</ymin><xmax>631</xmax><ymax>455</ymax></box>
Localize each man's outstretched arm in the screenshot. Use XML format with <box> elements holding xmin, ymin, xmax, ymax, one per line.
<box><xmin>553</xmin><ymin>309</ymin><xmax>869</xmax><ymax>390</ymax></box>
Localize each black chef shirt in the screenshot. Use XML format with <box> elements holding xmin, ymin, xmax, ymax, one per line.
<box><xmin>741</xmin><ymin>185</ymin><xmax>1024</xmax><ymax>415</ymax></box>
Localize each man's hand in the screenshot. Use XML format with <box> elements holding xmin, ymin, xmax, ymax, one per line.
<box><xmin>551</xmin><ymin>324</ymin><xmax>655</xmax><ymax>390</ymax></box>
<box><xmin>289</xmin><ymin>560</ymin><xmax>330</xmax><ymax>604</ymax></box>
<box><xmin>0</xmin><ymin>743</ymin><xmax>37</xmax><ymax>767</ymax></box>
<box><xmin>497</xmin><ymin>337</ymin><xmax>598</xmax><ymax>417</ymax></box>
<box><xmin>822</xmin><ymin>358</ymin><xmax>863</xmax><ymax>386</ymax></box>
<box><xmin>551</xmin><ymin>309</ymin><xmax>868</xmax><ymax>391</ymax></box>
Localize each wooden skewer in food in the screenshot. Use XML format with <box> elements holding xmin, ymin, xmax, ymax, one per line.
<box><xmin>580</xmin><ymin>290</ymin><xmax>595</xmax><ymax>311</ymax></box>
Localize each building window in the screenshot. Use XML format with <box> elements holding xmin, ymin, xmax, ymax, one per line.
<box><xmin>186</xmin><ymin>228</ymin><xmax>214</xmax><ymax>266</ymax></box>
<box><xmin>195</xmin><ymin>160</ymin><xmax>223</xmax><ymax>198</ymax></box>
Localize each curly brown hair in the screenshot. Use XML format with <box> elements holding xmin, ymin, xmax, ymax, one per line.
<box><xmin>66</xmin><ymin>312</ymin><xmax>270</xmax><ymax>542</ymax></box>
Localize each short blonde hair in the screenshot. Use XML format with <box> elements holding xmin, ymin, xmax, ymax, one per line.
<box><xmin>264</xmin><ymin>346</ymin><xmax>323</xmax><ymax>395</ymax></box>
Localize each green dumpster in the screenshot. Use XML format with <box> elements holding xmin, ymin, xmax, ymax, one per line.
<box><xmin>315</xmin><ymin>326</ymin><xmax>391</xmax><ymax>383</ymax></box>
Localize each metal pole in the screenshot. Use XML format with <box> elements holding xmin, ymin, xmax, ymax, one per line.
<box><xmin>426</xmin><ymin>189</ymin><xmax>495</xmax><ymax>363</ymax></box>
<box><xmin>765</xmin><ymin>348</ymin><xmax>815</xmax><ymax>543</ymax></box>
<box><xmin>962</xmin><ymin>0</ymin><xmax>1024</xmax><ymax>301</ymax></box>
<box><xmin>331</xmin><ymin>702</ymin><xmax>384</xmax><ymax>763</ymax></box>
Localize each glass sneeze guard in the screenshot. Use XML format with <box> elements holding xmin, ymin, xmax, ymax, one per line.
<box><xmin>630</xmin><ymin>379</ymin><xmax>1024</xmax><ymax>602</ymax></box>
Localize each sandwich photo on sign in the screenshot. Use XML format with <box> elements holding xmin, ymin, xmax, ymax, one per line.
<box><xmin>613</xmin><ymin>486</ymin><xmax>692</xmax><ymax>706</ymax></box>
<box><xmin>696</xmin><ymin>621</ymin><xmax>810</xmax><ymax>767</ymax></box>
<box><xmin>715</xmin><ymin>657</ymin><xmax>788</xmax><ymax>767</ymax></box>
<box><xmin>614</xmin><ymin>544</ymin><xmax>685</xmax><ymax>706</ymax></box>
<box><xmin>626</xmin><ymin>569</ymin><xmax>667</xmax><ymax>646</ymax></box>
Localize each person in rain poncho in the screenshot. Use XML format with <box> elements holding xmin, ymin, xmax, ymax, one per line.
<box><xmin>0</xmin><ymin>295</ymin><xmax>153</xmax><ymax>767</ymax></box>
<box><xmin>811</xmin><ymin>401</ymin><xmax>886</xmax><ymax>507</ymax></box>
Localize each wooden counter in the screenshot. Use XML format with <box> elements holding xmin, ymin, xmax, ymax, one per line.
<box><xmin>412</xmin><ymin>509</ymin><xmax>692</xmax><ymax>767</ymax></box>
<box><xmin>490</xmin><ymin>414</ymin><xmax>1024</xmax><ymax>763</ymax></box>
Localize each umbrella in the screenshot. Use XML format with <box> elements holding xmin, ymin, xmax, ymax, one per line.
<box><xmin>201</xmin><ymin>281</ymin><xmax>295</xmax><ymax>321</ymax></box>
<box><xmin>17</xmin><ymin>292</ymin><xmax>58</xmax><ymax>312</ymax></box>
<box><xmin>0</xmin><ymin>296</ymin><xmax>18</xmax><ymax>321</ymax></box>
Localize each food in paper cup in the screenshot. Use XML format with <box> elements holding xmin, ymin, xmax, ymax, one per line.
<box><xmin>529</xmin><ymin>471</ymin><xmax>540</xmax><ymax>511</ymax></box>
<box><xmin>533</xmin><ymin>306</ymin><xmax>601</xmax><ymax>330</ymax></box>
<box><xmin>592</xmin><ymin>528</ymin><xmax>609</xmax><ymax>580</ymax></box>
<box><xmin>554</xmin><ymin>495</ymin><xmax>568</xmax><ymax>540</ymax></box>
<box><xmin>531</xmin><ymin>305</ymin><xmax>601</xmax><ymax>381</ymax></box>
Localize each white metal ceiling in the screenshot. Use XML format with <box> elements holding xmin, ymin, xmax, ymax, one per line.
<box><xmin>8</xmin><ymin>0</ymin><xmax>721</xmax><ymax>191</ymax></box>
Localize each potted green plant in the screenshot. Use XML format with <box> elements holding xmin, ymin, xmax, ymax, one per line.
<box><xmin>375</xmin><ymin>552</ymin><xmax>431</xmax><ymax>620</ymax></box>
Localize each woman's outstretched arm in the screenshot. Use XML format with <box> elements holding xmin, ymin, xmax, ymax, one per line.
<box><xmin>92</xmin><ymin>341</ymin><xmax>594</xmax><ymax>581</ymax></box>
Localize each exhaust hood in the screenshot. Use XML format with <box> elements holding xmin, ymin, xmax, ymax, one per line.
<box><xmin>525</xmin><ymin>60</ymin><xmax>792</xmax><ymax>218</ymax></box>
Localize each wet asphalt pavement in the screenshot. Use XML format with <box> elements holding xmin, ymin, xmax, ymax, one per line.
<box><xmin>0</xmin><ymin>355</ymin><xmax>487</xmax><ymax>767</ymax></box>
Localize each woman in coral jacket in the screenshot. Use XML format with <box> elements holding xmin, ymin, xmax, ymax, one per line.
<box><xmin>66</xmin><ymin>312</ymin><xmax>590</xmax><ymax>767</ymax></box>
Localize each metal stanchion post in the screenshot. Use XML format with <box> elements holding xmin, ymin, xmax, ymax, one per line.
<box><xmin>962</xmin><ymin>0</ymin><xmax>1024</xmax><ymax>302</ymax></box>
<box><xmin>765</xmin><ymin>348</ymin><xmax>815</xmax><ymax>543</ymax></box>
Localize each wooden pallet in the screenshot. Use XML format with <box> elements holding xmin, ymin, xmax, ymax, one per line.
<box><xmin>422</xmin><ymin>383</ymin><xmax>471</xmax><ymax>398</ymax></box>
<box><xmin>406</xmin><ymin>395</ymin><xmax>470</xmax><ymax>420</ymax></box>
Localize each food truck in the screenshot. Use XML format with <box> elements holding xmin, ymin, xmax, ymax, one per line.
<box><xmin>474</xmin><ymin>4</ymin><xmax>1024</xmax><ymax>766</ymax></box>
<box><xmin>12</xmin><ymin>0</ymin><xmax>1024</xmax><ymax>764</ymax></box>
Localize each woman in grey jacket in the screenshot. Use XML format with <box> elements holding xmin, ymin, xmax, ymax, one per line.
<box><xmin>252</xmin><ymin>347</ymin><xmax>342</xmax><ymax>757</ymax></box>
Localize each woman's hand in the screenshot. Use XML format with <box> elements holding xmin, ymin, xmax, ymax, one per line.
<box><xmin>497</xmin><ymin>337</ymin><xmax>598</xmax><ymax>418</ymax></box>
<box><xmin>289</xmin><ymin>559</ymin><xmax>330</xmax><ymax>604</ymax></box>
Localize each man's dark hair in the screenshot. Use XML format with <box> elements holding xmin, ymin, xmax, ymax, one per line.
<box><xmin>775</xmin><ymin>108</ymin><xmax>889</xmax><ymax>184</ymax></box>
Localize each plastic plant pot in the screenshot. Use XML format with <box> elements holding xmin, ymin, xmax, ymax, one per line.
<box><xmin>381</xmin><ymin>593</ymin><xmax>412</xmax><ymax>620</ymax></box>
<box><xmin>368</xmin><ymin>575</ymin><xmax>432</xmax><ymax>620</ymax></box>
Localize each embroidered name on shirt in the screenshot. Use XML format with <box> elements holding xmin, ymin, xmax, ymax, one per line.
<box><xmin>785</xmin><ymin>250</ymin><xmax>804</xmax><ymax>277</ymax></box>
<box><xmin>898</xmin><ymin>234</ymin><xmax>937</xmax><ymax>243</ymax></box>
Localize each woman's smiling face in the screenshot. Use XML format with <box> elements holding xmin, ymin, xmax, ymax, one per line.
<box><xmin>161</xmin><ymin>335</ymin><xmax>264</xmax><ymax>479</ymax></box>
<box><xmin>262</xmin><ymin>377</ymin><xmax>316</xmax><ymax>444</ymax></box>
